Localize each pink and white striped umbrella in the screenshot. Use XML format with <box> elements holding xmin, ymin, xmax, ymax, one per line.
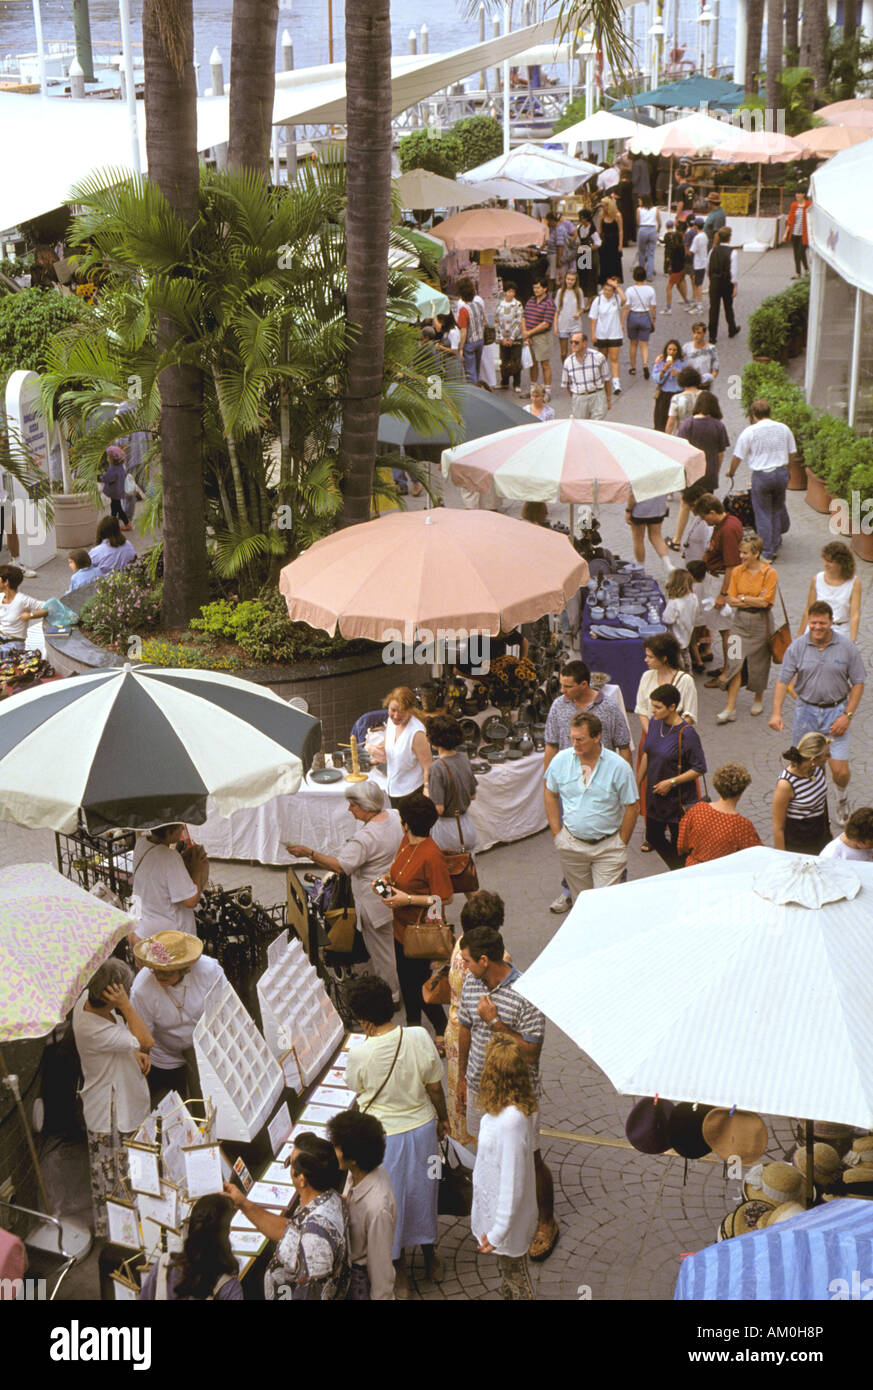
<box><xmin>441</xmin><ymin>418</ymin><xmax>706</xmax><ymax>506</ymax></box>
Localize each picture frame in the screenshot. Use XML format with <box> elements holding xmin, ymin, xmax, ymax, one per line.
<box><xmin>124</xmin><ymin>1140</ymin><xmax>162</xmax><ymax>1197</ymax></box>
<box><xmin>106</xmin><ymin>1197</ymin><xmax>141</xmax><ymax>1250</ymax></box>
<box><xmin>182</xmin><ymin>1143</ymin><xmax>224</xmax><ymax>1201</ymax></box>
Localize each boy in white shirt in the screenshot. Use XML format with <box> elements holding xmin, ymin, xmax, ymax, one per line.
<box><xmin>690</xmin><ymin>219</ymin><xmax>708</xmax><ymax>312</ymax></box>
<box><xmin>819</xmin><ymin>808</ymin><xmax>873</xmax><ymax>861</ymax></box>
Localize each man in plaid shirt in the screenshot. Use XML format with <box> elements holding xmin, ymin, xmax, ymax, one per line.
<box><xmin>495</xmin><ymin>283</ymin><xmax>524</xmax><ymax>393</ymax></box>
<box><xmin>457</xmin><ymin>892</ymin><xmax>559</xmax><ymax>1263</ymax></box>
<box><xmin>561</xmin><ymin>332</ymin><xmax>612</xmax><ymax>420</ymax></box>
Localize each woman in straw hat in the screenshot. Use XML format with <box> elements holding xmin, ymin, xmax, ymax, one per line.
<box><xmin>772</xmin><ymin>733</ymin><xmax>833</xmax><ymax>854</ymax></box>
<box><xmin>130</xmin><ymin>932</ymin><xmax>226</xmax><ymax>1101</ymax></box>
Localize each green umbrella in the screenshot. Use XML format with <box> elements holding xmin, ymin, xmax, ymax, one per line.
<box><xmin>378</xmin><ymin>382</ymin><xmax>535</xmax><ymax>448</ymax></box>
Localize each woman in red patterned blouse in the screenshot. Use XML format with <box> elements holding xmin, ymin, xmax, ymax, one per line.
<box><xmin>677</xmin><ymin>761</ymin><xmax>762</xmax><ymax>866</ymax></box>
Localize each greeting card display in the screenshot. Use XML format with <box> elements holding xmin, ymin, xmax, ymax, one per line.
<box><xmin>194</xmin><ymin>978</ymin><xmax>284</xmax><ymax>1142</ymax></box>
<box><xmin>257</xmin><ymin>932</ymin><xmax>344</xmax><ymax>1087</ymax></box>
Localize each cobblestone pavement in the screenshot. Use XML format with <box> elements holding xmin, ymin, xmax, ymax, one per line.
<box><xmin>5</xmin><ymin>244</ymin><xmax>870</xmax><ymax>1301</ymax></box>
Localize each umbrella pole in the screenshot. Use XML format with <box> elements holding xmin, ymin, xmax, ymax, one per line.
<box><xmin>756</xmin><ymin>163</ymin><xmax>761</xmax><ymax>222</ymax></box>
<box><xmin>804</xmin><ymin>1118</ymin><xmax>815</xmax><ymax>1208</ymax></box>
<box><xmin>668</xmin><ymin>156</ymin><xmax>673</xmax><ymax>214</ymax></box>
<box><xmin>0</xmin><ymin>1045</ymin><xmax>51</xmax><ymax>1212</ymax></box>
<box><xmin>569</xmin><ymin>502</ymin><xmax>574</xmax><ymax>539</ymax></box>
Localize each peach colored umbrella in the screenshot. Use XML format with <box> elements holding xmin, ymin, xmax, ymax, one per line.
<box><xmin>816</xmin><ymin>98</ymin><xmax>873</xmax><ymax>124</ymax></box>
<box><xmin>278</xmin><ymin>509</ymin><xmax>588</xmax><ymax>640</ymax></box>
<box><xmin>430</xmin><ymin>207</ymin><xmax>546</xmax><ymax>252</ymax></box>
<box><xmin>711</xmin><ymin>129</ymin><xmax>804</xmax><ymax>218</ymax></box>
<box><xmin>795</xmin><ymin>124</ymin><xmax>873</xmax><ymax>158</ymax></box>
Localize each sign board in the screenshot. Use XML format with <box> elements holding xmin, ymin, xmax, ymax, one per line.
<box><xmin>3</xmin><ymin>369</ymin><xmax>57</xmax><ymax>569</ymax></box>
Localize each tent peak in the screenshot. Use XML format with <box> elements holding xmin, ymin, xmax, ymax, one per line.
<box><xmin>754</xmin><ymin>858</ymin><xmax>861</xmax><ymax>908</ymax></box>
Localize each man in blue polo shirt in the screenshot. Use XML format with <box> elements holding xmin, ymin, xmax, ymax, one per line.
<box><xmin>769</xmin><ymin>600</ymin><xmax>865</xmax><ymax>825</ymax></box>
<box><xmin>544</xmin><ymin>710</ymin><xmax>639</xmax><ymax>898</ymax></box>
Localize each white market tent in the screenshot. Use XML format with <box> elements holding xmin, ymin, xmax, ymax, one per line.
<box><xmin>0</xmin><ymin>19</ymin><xmax>558</xmax><ymax>232</ymax></box>
<box><xmin>805</xmin><ymin>139</ymin><xmax>873</xmax><ymax>432</ymax></box>
<box><xmin>461</xmin><ymin>141</ymin><xmax>601</xmax><ymax>191</ymax></box>
<box><xmin>550</xmin><ymin>108</ymin><xmax>644</xmax><ymax>157</ymax></box>
<box><xmin>625</xmin><ymin>111</ymin><xmax>736</xmax><ymax>156</ymax></box>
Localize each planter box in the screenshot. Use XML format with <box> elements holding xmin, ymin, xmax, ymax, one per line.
<box><xmin>851</xmin><ymin>530</ymin><xmax>873</xmax><ymax>564</ymax></box>
<box><xmin>805</xmin><ymin>469</ymin><xmax>832</xmax><ymax>515</ymax></box>
<box><xmin>788</xmin><ymin>456</ymin><xmax>807</xmax><ymax>491</ymax></box>
<box><xmin>53</xmin><ymin>494</ymin><xmax>103</xmax><ymax>550</ymax></box>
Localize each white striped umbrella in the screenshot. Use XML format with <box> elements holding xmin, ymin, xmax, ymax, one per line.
<box><xmin>515</xmin><ymin>849</ymin><xmax>873</xmax><ymax>1129</ymax></box>
<box><xmin>441</xmin><ymin>418</ymin><xmax>706</xmax><ymax>512</ymax></box>
<box><xmin>0</xmin><ymin>664</ymin><xmax>321</xmax><ymax>834</ymax></box>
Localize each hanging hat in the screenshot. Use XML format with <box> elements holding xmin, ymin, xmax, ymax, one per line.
<box><xmin>842</xmin><ymin>1163</ymin><xmax>873</xmax><ymax>1191</ymax></box>
<box><xmin>845</xmin><ymin>1135</ymin><xmax>873</xmax><ymax>1168</ymax></box>
<box><xmin>725</xmin><ymin>1200</ymin><xmax>774</xmax><ymax>1237</ymax></box>
<box><xmin>706</xmin><ymin>192</ymin><xmax>721</xmax><ymax>204</ymax></box>
<box><xmin>758</xmin><ymin>1201</ymin><xmax>806</xmax><ymax>1229</ymax></box>
<box><xmin>625</xmin><ymin>1097</ymin><xmax>675</xmax><ymax>1154</ymax></box>
<box><xmin>742</xmin><ymin>1161</ymin><xmax>803</xmax><ymax>1206</ymax></box>
<box><xmin>134</xmin><ymin>930</ymin><xmax>203</xmax><ymax>970</ymax></box>
<box><xmin>702</xmin><ymin>1108</ymin><xmax>769</xmax><ymax>1164</ymax></box>
<box><xmin>793</xmin><ymin>1142</ymin><xmax>841</xmax><ymax>1187</ymax></box>
<box><xmin>668</xmin><ymin>1103</ymin><xmax>713</xmax><ymax>1160</ymax></box>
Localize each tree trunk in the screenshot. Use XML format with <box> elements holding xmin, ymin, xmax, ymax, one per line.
<box><xmin>766</xmin><ymin>0</ymin><xmax>783</xmax><ymax>114</ymax></box>
<box><xmin>228</xmin><ymin>0</ymin><xmax>280</xmax><ymax>180</ymax></box>
<box><xmin>143</xmin><ymin>0</ymin><xmax>209</xmax><ymax>628</ymax></box>
<box><xmin>808</xmin><ymin>0</ymin><xmax>830</xmax><ymax>88</ymax></box>
<box><xmin>843</xmin><ymin>0</ymin><xmax>858</xmax><ymax>42</ymax></box>
<box><xmin>745</xmin><ymin>0</ymin><xmax>764</xmax><ymax>93</ymax></box>
<box><xmin>784</xmin><ymin>0</ymin><xmax>799</xmax><ymax>65</ymax></box>
<box><xmin>336</xmin><ymin>0</ymin><xmax>392</xmax><ymax>529</ymax></box>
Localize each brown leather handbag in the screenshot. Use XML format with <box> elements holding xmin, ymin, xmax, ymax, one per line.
<box><xmin>766</xmin><ymin>588</ymin><xmax>792</xmax><ymax>664</ymax></box>
<box><xmin>403</xmin><ymin>909</ymin><xmax>454</xmax><ymax>961</ymax></box>
<box><xmin>440</xmin><ymin>760</ymin><xmax>479</xmax><ymax>894</ymax></box>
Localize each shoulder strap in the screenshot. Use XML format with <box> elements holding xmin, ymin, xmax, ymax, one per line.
<box><xmin>154</xmin><ymin>1253</ymin><xmax>171</xmax><ymax>1301</ymax></box>
<box><xmin>206</xmin><ymin>1272</ymin><xmax>234</xmax><ymax>1300</ymax></box>
<box><xmin>362</xmin><ymin>1028</ymin><xmax>404</xmax><ymax>1114</ymax></box>
<box><xmin>442</xmin><ymin>759</ymin><xmax>466</xmax><ymax>849</ymax></box>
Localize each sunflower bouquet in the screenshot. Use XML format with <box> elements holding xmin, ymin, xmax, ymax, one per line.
<box><xmin>487</xmin><ymin>654</ymin><xmax>538</xmax><ymax>706</ymax></box>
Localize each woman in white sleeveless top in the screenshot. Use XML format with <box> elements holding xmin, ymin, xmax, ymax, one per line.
<box><xmin>797</xmin><ymin>542</ymin><xmax>861</xmax><ymax>642</ymax></box>
<box><xmin>369</xmin><ymin>686</ymin><xmax>432</xmax><ymax>807</ymax></box>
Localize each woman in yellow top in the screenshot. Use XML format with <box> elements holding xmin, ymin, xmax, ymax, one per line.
<box><xmin>715</xmin><ymin>534</ymin><xmax>778</xmax><ymax>724</ymax></box>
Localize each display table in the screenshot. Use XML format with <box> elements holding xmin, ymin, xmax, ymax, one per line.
<box><xmin>580</xmin><ymin>588</ymin><xmax>664</xmax><ymax>709</ymax></box>
<box><xmin>197</xmin><ymin>752</ymin><xmax>549</xmax><ymax>864</ymax></box>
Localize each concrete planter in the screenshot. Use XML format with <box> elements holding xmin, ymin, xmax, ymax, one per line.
<box><xmin>805</xmin><ymin>469</ymin><xmax>832</xmax><ymax>515</ymax></box>
<box><xmin>851</xmin><ymin>530</ymin><xmax>873</xmax><ymax>564</ymax></box>
<box><xmin>52</xmin><ymin>494</ymin><xmax>103</xmax><ymax>550</ymax></box>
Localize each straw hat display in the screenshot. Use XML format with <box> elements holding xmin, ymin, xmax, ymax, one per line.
<box><xmin>792</xmin><ymin>1142</ymin><xmax>842</xmax><ymax>1188</ymax></box>
<box><xmin>717</xmin><ymin>1200</ymin><xmax>774</xmax><ymax>1240</ymax></box>
<box><xmin>133</xmin><ymin>930</ymin><xmax>204</xmax><ymax>970</ymax></box>
<box><xmin>702</xmin><ymin>1108</ymin><xmax>769</xmax><ymax>1164</ymax></box>
<box><xmin>742</xmin><ymin>1161</ymin><xmax>803</xmax><ymax>1206</ymax></box>
<box><xmin>758</xmin><ymin>1201</ymin><xmax>806</xmax><ymax>1228</ymax></box>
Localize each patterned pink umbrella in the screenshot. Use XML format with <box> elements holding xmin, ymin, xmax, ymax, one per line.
<box><xmin>711</xmin><ymin>130</ymin><xmax>805</xmax><ymax>218</ymax></box>
<box><xmin>430</xmin><ymin>208</ymin><xmax>546</xmax><ymax>252</ymax></box>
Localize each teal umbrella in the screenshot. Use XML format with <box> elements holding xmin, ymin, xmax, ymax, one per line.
<box><xmin>612</xmin><ymin>76</ymin><xmax>745</xmax><ymax>112</ymax></box>
<box><xmin>390</xmin><ymin>280</ymin><xmax>450</xmax><ymax>323</ymax></box>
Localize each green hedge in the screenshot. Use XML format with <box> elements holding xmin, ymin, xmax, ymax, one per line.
<box><xmin>740</xmin><ymin>357</ymin><xmax>862</xmax><ymax>496</ymax></box>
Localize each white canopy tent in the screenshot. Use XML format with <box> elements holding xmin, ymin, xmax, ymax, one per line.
<box><xmin>461</xmin><ymin>141</ymin><xmax>601</xmax><ymax>192</ymax></box>
<box><xmin>0</xmin><ymin>19</ymin><xmax>559</xmax><ymax>232</ymax></box>
<box><xmin>550</xmin><ymin>109</ymin><xmax>644</xmax><ymax>158</ymax></box>
<box><xmin>805</xmin><ymin>139</ymin><xmax>873</xmax><ymax>432</ymax></box>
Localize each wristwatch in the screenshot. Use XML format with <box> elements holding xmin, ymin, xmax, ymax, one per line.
<box><xmin>670</xmin><ymin>777</ymin><xmax>676</xmax><ymax>786</ymax></box>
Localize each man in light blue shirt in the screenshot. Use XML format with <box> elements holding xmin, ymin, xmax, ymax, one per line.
<box><xmin>544</xmin><ymin>711</ymin><xmax>639</xmax><ymax>899</ymax></box>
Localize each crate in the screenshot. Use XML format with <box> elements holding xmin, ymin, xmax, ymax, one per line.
<box><xmin>55</xmin><ymin>828</ymin><xmax>136</xmax><ymax>902</ymax></box>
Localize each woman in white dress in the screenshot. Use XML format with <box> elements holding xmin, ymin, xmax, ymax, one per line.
<box><xmin>367</xmin><ymin>686</ymin><xmax>432</xmax><ymax>808</ymax></box>
<box><xmin>470</xmin><ymin>1035</ymin><xmax>539</xmax><ymax>1300</ymax></box>
<box><xmin>552</xmin><ymin>269</ymin><xmax>585</xmax><ymax>361</ymax></box>
<box><xmin>797</xmin><ymin>542</ymin><xmax>861</xmax><ymax>643</ymax></box>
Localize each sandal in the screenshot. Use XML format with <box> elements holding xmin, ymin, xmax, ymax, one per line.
<box><xmin>629</xmin><ymin>367</ymin><xmax>636</xmax><ymax>375</ymax></box>
<box><xmin>665</xmin><ymin>539</ymin><xmax>681</xmax><ymax>552</ymax></box>
<box><xmin>529</xmin><ymin>1219</ymin><xmax>559</xmax><ymax>1262</ymax></box>
<box><xmin>640</xmin><ymin>841</ymin><xmax>654</xmax><ymax>852</ymax></box>
<box><xmin>433</xmin><ymin>1035</ymin><xmax>446</xmax><ymax>1057</ymax></box>
<box><xmin>704</xmin><ymin>674</ymin><xmax>728</xmax><ymax>689</ymax></box>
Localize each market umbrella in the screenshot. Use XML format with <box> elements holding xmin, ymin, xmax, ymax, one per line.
<box><xmin>794</xmin><ymin>124</ymin><xmax>873</xmax><ymax>158</ymax></box>
<box><xmin>394</xmin><ymin>169</ymin><xmax>485</xmax><ymax>210</ymax></box>
<box><xmin>816</xmin><ymin>98</ymin><xmax>873</xmax><ymax>124</ymax></box>
<box><xmin>429</xmin><ymin>207</ymin><xmax>546</xmax><ymax>252</ymax></box>
<box><xmin>460</xmin><ymin>142</ymin><xmax>601</xmax><ymax>191</ymax></box>
<box><xmin>389</xmin><ymin>279</ymin><xmax>450</xmax><ymax>323</ymax></box>
<box><xmin>611</xmin><ymin>75</ymin><xmax>746</xmax><ymax>112</ymax></box>
<box><xmin>711</xmin><ymin>129</ymin><xmax>805</xmax><ymax>219</ymax></box>
<box><xmin>441</xmin><ymin>418</ymin><xmax>706</xmax><ymax>534</ymax></box>
<box><xmin>460</xmin><ymin>175</ymin><xmax>554</xmax><ymax>201</ymax></box>
<box><xmin>550</xmin><ymin>109</ymin><xmax>644</xmax><ymax>157</ymax></box>
<box><xmin>278</xmin><ymin>508</ymin><xmax>589</xmax><ymax>640</ymax></box>
<box><xmin>379</xmin><ymin>380</ymin><xmax>535</xmax><ymax>447</ymax></box>
<box><xmin>515</xmin><ymin>850</ymin><xmax>873</xmax><ymax>1201</ymax></box>
<box><xmin>0</xmin><ymin>863</ymin><xmax>134</xmax><ymax>1209</ymax></box>
<box><xmin>675</xmin><ymin>1200</ymin><xmax>873</xmax><ymax>1301</ymax></box>
<box><xmin>0</xmin><ymin>665</ymin><xmax>322</xmax><ymax>833</ymax></box>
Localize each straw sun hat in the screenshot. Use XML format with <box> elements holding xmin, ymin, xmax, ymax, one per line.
<box><xmin>134</xmin><ymin>930</ymin><xmax>203</xmax><ymax>970</ymax></box>
<box><xmin>702</xmin><ymin>1108</ymin><xmax>769</xmax><ymax>1164</ymax></box>
<box><xmin>793</xmin><ymin>1142</ymin><xmax>842</xmax><ymax>1187</ymax></box>
<box><xmin>743</xmin><ymin>1161</ymin><xmax>803</xmax><ymax>1206</ymax></box>
<box><xmin>758</xmin><ymin>1201</ymin><xmax>806</xmax><ymax>1229</ymax></box>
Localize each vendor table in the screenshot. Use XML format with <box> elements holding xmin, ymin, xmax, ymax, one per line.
<box><xmin>198</xmin><ymin>753</ymin><xmax>549</xmax><ymax>864</ymax></box>
<box><xmin>580</xmin><ymin>584</ymin><xmax>665</xmax><ymax>710</ymax></box>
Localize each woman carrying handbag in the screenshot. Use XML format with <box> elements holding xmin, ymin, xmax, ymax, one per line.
<box><xmin>712</xmin><ymin>536</ymin><xmax>779</xmax><ymax>723</ymax></box>
<box><xmin>426</xmin><ymin>715</ymin><xmax>479</xmax><ymax>897</ymax></box>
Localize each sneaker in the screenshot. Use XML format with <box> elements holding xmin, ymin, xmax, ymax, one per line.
<box><xmin>750</xmin><ymin>700</ymin><xmax>764</xmax><ymax>716</ymax></box>
<box><xmin>663</xmin><ymin>307</ymin><xmax>672</xmax><ymax>314</ymax></box>
<box><xmin>22</xmin><ymin>568</ymin><xmax>37</xmax><ymax>578</ymax></box>
<box><xmin>835</xmin><ymin>796</ymin><xmax>851</xmax><ymax>827</ymax></box>
<box><xmin>544</xmin><ymin>388</ymin><xmax>551</xmax><ymax>402</ymax></box>
<box><xmin>715</xmin><ymin>708</ymin><xmax>737</xmax><ymax>724</ymax></box>
<box><xmin>514</xmin><ymin>386</ymin><xmax>522</xmax><ymax>394</ymax></box>
<box><xmin>613</xmin><ymin>378</ymin><xmax>621</xmax><ymax>393</ymax></box>
<box><xmin>550</xmin><ymin>893</ymin><xmax>572</xmax><ymax>914</ymax></box>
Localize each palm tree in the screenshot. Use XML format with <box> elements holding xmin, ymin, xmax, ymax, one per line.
<box><xmin>142</xmin><ymin>0</ymin><xmax>208</xmax><ymax>626</ymax></box>
<box><xmin>228</xmin><ymin>0</ymin><xmax>281</xmax><ymax>179</ymax></box>
<box><xmin>765</xmin><ymin>0</ymin><xmax>783</xmax><ymax>114</ymax></box>
<box><xmin>784</xmin><ymin>0</ymin><xmax>800</xmax><ymax>66</ymax></box>
<box><xmin>800</xmin><ymin>0</ymin><xmax>829</xmax><ymax>87</ymax></box>
<box><xmin>745</xmin><ymin>0</ymin><xmax>764</xmax><ymax>94</ymax></box>
<box><xmin>336</xmin><ymin>0</ymin><xmax>393</xmax><ymax>529</ymax></box>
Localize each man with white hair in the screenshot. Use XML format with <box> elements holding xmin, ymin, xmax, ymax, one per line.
<box><xmin>286</xmin><ymin>782</ymin><xmax>403</xmax><ymax>1003</ymax></box>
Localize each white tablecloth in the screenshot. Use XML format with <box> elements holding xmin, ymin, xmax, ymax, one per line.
<box><xmin>197</xmin><ymin>753</ymin><xmax>548</xmax><ymax>865</ymax></box>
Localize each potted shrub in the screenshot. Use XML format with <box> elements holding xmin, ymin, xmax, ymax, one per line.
<box><xmin>773</xmin><ymin>392</ymin><xmax>814</xmax><ymax>490</ymax></box>
<box><xmin>783</xmin><ymin>279</ymin><xmax>810</xmax><ymax>356</ymax></box>
<box><xmin>740</xmin><ymin>360</ymin><xmax>790</xmax><ymax>413</ymax></box>
<box><xmin>846</xmin><ymin>443</ymin><xmax>873</xmax><ymax>563</ymax></box>
<box><xmin>802</xmin><ymin>415</ymin><xmax>846</xmax><ymax>514</ymax></box>
<box><xmin>748</xmin><ymin>302</ymin><xmax>789</xmax><ymax>363</ymax></box>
